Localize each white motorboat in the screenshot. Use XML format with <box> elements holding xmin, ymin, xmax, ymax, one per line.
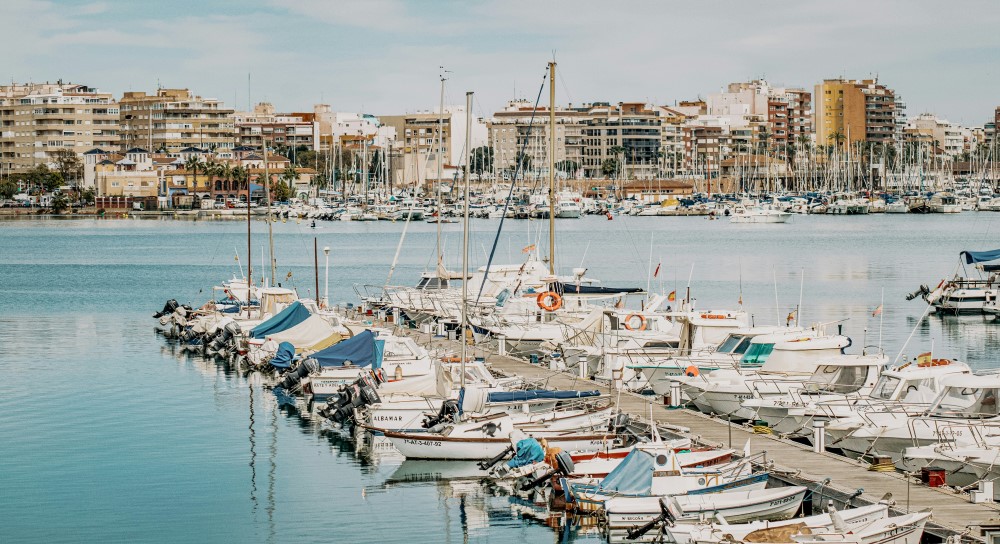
<box><xmin>789</xmin><ymin>511</ymin><xmax>930</xmax><ymax>544</ymax></box>
<box><xmin>604</xmin><ymin>485</ymin><xmax>807</xmax><ymax>530</ymax></box>
<box><xmin>730</xmin><ymin>204</ymin><xmax>792</xmax><ymax>224</ymax></box>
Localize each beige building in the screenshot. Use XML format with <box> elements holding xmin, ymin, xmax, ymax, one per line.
<box><xmin>234</xmin><ymin>103</ymin><xmax>319</xmax><ymax>152</ymax></box>
<box><xmin>814</xmin><ymin>79</ymin><xmax>898</xmax><ymax>148</ymax></box>
<box><xmin>488</xmin><ymin>100</ymin><xmax>587</xmax><ymax>179</ymax></box>
<box><xmin>0</xmin><ymin>82</ymin><xmax>119</xmax><ymax>174</ymax></box>
<box><xmin>118</xmin><ymin>88</ymin><xmax>235</xmax><ymax>153</ymax></box>
<box><xmin>381</xmin><ymin>105</ymin><xmax>486</xmax><ymax>184</ymax></box>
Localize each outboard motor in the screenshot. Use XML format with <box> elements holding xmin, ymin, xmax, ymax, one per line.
<box><xmin>153</xmin><ymin>299</ymin><xmax>179</xmax><ymax>318</ymax></box>
<box><xmin>521</xmin><ymin>451</ymin><xmax>575</xmax><ymax>491</ymax></box>
<box><xmin>276</xmin><ymin>359</ymin><xmax>320</xmax><ymax>391</ymax></box>
<box><xmin>318</xmin><ymin>373</ymin><xmax>381</xmax><ymax>427</ymax></box>
<box><xmin>905</xmin><ymin>284</ymin><xmax>931</xmax><ymax>301</ymax></box>
<box><xmin>626</xmin><ymin>497</ymin><xmax>676</xmax><ymax>541</ymax></box>
<box><xmin>478</xmin><ymin>445</ymin><xmax>516</xmax><ymax>471</ymax></box>
<box><xmin>422</xmin><ymin>400</ymin><xmax>460</xmax><ymax>429</ymax></box>
<box><xmin>609</xmin><ymin>412</ymin><xmax>631</xmax><ymax>434</ymax></box>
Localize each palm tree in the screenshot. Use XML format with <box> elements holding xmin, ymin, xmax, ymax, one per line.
<box><xmin>184</xmin><ymin>156</ymin><xmax>204</xmax><ymax>192</ymax></box>
<box><xmin>828</xmin><ymin>131</ymin><xmax>846</xmax><ymax>150</ymax></box>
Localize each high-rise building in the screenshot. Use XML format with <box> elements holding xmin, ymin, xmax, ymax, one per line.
<box><xmin>380</xmin><ymin>105</ymin><xmax>486</xmax><ymax>184</ymax></box>
<box><xmin>707</xmin><ymin>80</ymin><xmax>811</xmax><ymax>150</ymax></box>
<box><xmin>0</xmin><ymin>82</ymin><xmax>119</xmax><ymax>175</ymax></box>
<box><xmin>814</xmin><ymin>79</ymin><xmax>897</xmax><ymax>149</ymax></box>
<box><xmin>488</xmin><ymin>99</ymin><xmax>587</xmax><ymax>179</ymax></box>
<box><xmin>118</xmin><ymin>88</ymin><xmax>235</xmax><ymax>153</ymax></box>
<box><xmin>580</xmin><ymin>102</ymin><xmax>662</xmax><ymax>179</ymax></box>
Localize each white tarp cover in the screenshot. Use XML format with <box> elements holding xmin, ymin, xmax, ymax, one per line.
<box><xmin>264</xmin><ymin>315</ymin><xmax>336</xmax><ymax>349</ymax></box>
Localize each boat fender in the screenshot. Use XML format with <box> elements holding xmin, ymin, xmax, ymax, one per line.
<box><xmin>686</xmin><ymin>365</ymin><xmax>699</xmax><ymax>377</ymax></box>
<box><xmin>623</xmin><ymin>313</ymin><xmax>647</xmax><ymax>331</ymax></box>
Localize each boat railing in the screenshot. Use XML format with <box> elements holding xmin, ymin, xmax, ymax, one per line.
<box><xmin>908</xmin><ymin>419</ymin><xmax>997</xmax><ymax>449</ymax></box>
<box><xmin>814</xmin><ymin>397</ymin><xmax>930</xmax><ymax>421</ymax></box>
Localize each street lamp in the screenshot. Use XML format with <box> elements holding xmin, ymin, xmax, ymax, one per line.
<box><xmin>323</xmin><ymin>246</ymin><xmax>330</xmax><ymax>308</ymax></box>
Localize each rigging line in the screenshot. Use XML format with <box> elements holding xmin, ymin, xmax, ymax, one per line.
<box><xmin>474</xmin><ymin>67</ymin><xmax>549</xmax><ymax>304</ymax></box>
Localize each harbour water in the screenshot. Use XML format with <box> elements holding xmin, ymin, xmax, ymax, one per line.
<box><xmin>3</xmin><ymin>214</ymin><xmax>1000</xmax><ymax>543</ymax></box>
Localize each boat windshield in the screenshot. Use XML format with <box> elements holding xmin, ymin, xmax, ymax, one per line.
<box><xmin>870</xmin><ymin>375</ymin><xmax>900</xmax><ymax>400</ymax></box>
<box><xmin>718</xmin><ymin>335</ymin><xmax>748</xmax><ymax>354</ymax></box>
<box><xmin>806</xmin><ymin>365</ymin><xmax>868</xmax><ymax>394</ymax></box>
<box><xmin>740</xmin><ymin>343</ymin><xmax>774</xmax><ymax>365</ymax></box>
<box><xmin>932</xmin><ymin>386</ymin><xmax>1000</xmax><ymax>418</ymax></box>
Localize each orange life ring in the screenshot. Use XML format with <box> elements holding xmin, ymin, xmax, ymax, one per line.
<box><xmin>536</xmin><ymin>291</ymin><xmax>562</xmax><ymax>312</ymax></box>
<box><xmin>700</xmin><ymin>314</ymin><xmax>726</xmax><ymax>320</ymax></box>
<box><xmin>441</xmin><ymin>356</ymin><xmax>461</xmax><ymax>363</ymax></box>
<box><xmin>623</xmin><ymin>313</ymin><xmax>647</xmax><ymax>331</ymax></box>
<box><xmin>685</xmin><ymin>365</ymin><xmax>699</xmax><ymax>377</ymax></box>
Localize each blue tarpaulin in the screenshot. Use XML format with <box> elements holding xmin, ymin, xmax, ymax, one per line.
<box><xmin>962</xmin><ymin>249</ymin><xmax>1000</xmax><ymax>264</ymax></box>
<box><xmin>311</xmin><ymin>330</ymin><xmax>383</xmax><ymax>369</ymax></box>
<box><xmin>269</xmin><ymin>341</ymin><xmax>296</xmax><ymax>369</ymax></box>
<box><xmin>250</xmin><ymin>301</ymin><xmax>310</xmax><ymax>339</ymax></box>
<box><xmin>486</xmin><ymin>390</ymin><xmax>602</xmax><ymax>403</ymax></box>
<box><xmin>592</xmin><ymin>449</ymin><xmax>654</xmax><ymax>495</ymax></box>
<box><xmin>507</xmin><ymin>438</ymin><xmax>545</xmax><ymax>468</ymax></box>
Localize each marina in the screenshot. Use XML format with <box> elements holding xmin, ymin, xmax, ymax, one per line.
<box><xmin>6</xmin><ymin>212</ymin><xmax>1000</xmax><ymax>543</ymax></box>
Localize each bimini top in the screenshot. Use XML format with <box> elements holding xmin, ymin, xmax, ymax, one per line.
<box><xmin>250</xmin><ymin>301</ymin><xmax>310</xmax><ymax>339</ymax></box>
<box><xmin>962</xmin><ymin>249</ymin><xmax>1000</xmax><ymax>264</ymax></box>
<box><xmin>311</xmin><ymin>330</ymin><xmax>383</xmax><ymax>369</ymax></box>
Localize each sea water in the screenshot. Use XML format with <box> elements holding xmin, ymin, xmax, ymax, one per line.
<box><xmin>2</xmin><ymin>213</ymin><xmax>999</xmax><ymax>543</ymax></box>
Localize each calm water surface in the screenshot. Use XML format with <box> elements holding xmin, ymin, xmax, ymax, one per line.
<box><xmin>2</xmin><ymin>214</ymin><xmax>999</xmax><ymax>543</ymax></box>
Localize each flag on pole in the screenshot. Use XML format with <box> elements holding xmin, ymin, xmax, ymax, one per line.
<box><xmin>738</xmin><ymin>294</ymin><xmax>743</xmax><ymax>305</ymax></box>
<box><xmin>653</xmin><ymin>262</ymin><xmax>661</xmax><ymax>278</ymax></box>
<box><xmin>872</xmin><ymin>304</ymin><xmax>883</xmax><ymax>317</ymax></box>
<box><xmin>521</xmin><ymin>244</ymin><xmax>536</xmax><ymax>254</ymax></box>
<box><xmin>916</xmin><ymin>352</ymin><xmax>932</xmax><ymax>365</ymax></box>
<box><xmin>235</xmin><ymin>254</ymin><xmax>239</xmax><ymax>261</ymax></box>
<box><xmin>667</xmin><ymin>290</ymin><xmax>676</xmax><ymax>302</ymax></box>
<box><xmin>786</xmin><ymin>310</ymin><xmax>796</xmax><ymax>324</ymax></box>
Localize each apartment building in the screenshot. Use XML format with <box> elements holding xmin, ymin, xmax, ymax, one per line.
<box><xmin>380</xmin><ymin>105</ymin><xmax>486</xmax><ymax>183</ymax></box>
<box><xmin>706</xmin><ymin>80</ymin><xmax>811</xmax><ymax>150</ymax></box>
<box><xmin>488</xmin><ymin>99</ymin><xmax>587</xmax><ymax>177</ymax></box>
<box><xmin>580</xmin><ymin>102</ymin><xmax>662</xmax><ymax>179</ymax></box>
<box><xmin>814</xmin><ymin>79</ymin><xmax>898</xmax><ymax>148</ymax></box>
<box><xmin>905</xmin><ymin>113</ymin><xmax>968</xmax><ymax>156</ymax></box>
<box><xmin>118</xmin><ymin>88</ymin><xmax>235</xmax><ymax>153</ymax></box>
<box><xmin>0</xmin><ymin>82</ymin><xmax>119</xmax><ymax>174</ymax></box>
<box><xmin>234</xmin><ymin>102</ymin><xmax>319</xmax><ymax>152</ymax></box>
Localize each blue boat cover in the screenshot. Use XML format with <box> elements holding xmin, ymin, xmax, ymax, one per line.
<box><xmin>269</xmin><ymin>342</ymin><xmax>296</xmax><ymax>369</ymax></box>
<box><xmin>486</xmin><ymin>389</ymin><xmax>601</xmax><ymax>403</ymax></box>
<box><xmin>250</xmin><ymin>301</ymin><xmax>310</xmax><ymax>339</ymax></box>
<box><xmin>507</xmin><ymin>438</ymin><xmax>545</xmax><ymax>468</ymax></box>
<box><xmin>311</xmin><ymin>330</ymin><xmax>384</xmax><ymax>369</ymax></box>
<box><xmin>962</xmin><ymin>249</ymin><xmax>1000</xmax><ymax>264</ymax></box>
<box><xmin>593</xmin><ymin>449</ymin><xmax>654</xmax><ymax>495</ymax></box>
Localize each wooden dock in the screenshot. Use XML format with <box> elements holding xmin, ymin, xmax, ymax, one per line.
<box><xmin>390</xmin><ymin>325</ymin><xmax>1000</xmax><ymax>542</ymax></box>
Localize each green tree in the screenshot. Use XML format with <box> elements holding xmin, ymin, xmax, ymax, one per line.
<box><xmin>79</xmin><ymin>188</ymin><xmax>95</xmax><ymax>205</ymax></box>
<box><xmin>601</xmin><ymin>158</ymin><xmax>620</xmax><ymax>178</ymax></box>
<box><xmin>0</xmin><ymin>178</ymin><xmax>16</xmax><ymax>199</ymax></box>
<box><xmin>52</xmin><ymin>149</ymin><xmax>83</xmax><ymax>188</ymax></box>
<box><xmin>184</xmin><ymin>156</ymin><xmax>204</xmax><ymax>190</ymax></box>
<box><xmin>272</xmin><ymin>179</ymin><xmax>293</xmax><ymax>202</ymax></box>
<box><xmin>50</xmin><ymin>193</ymin><xmax>69</xmax><ymax>213</ymax></box>
<box><xmin>470</xmin><ymin>146</ymin><xmax>493</xmax><ymax>175</ymax></box>
<box><xmin>28</xmin><ymin>165</ymin><xmax>63</xmax><ymax>192</ymax></box>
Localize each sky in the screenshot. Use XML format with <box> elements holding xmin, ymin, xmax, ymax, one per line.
<box><xmin>6</xmin><ymin>0</ymin><xmax>1000</xmax><ymax>126</ymax></box>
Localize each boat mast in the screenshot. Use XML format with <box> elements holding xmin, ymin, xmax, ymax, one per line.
<box><xmin>247</xmin><ymin>167</ymin><xmax>252</xmax><ymax>315</ymax></box>
<box><xmin>548</xmin><ymin>61</ymin><xmax>556</xmax><ymax>275</ymax></box>
<box><xmin>461</xmin><ymin>91</ymin><xmax>473</xmax><ymax>388</ymax></box>
<box><xmin>264</xmin><ymin>135</ymin><xmax>275</xmax><ymax>285</ymax></box>
<box><xmin>437</xmin><ymin>69</ymin><xmax>447</xmax><ymax>286</ymax></box>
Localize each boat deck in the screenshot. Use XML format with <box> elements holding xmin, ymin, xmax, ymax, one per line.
<box><xmin>391</xmin><ymin>325</ymin><xmax>1000</xmax><ymax>542</ymax></box>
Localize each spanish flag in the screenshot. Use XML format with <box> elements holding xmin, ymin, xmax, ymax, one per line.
<box><xmin>916</xmin><ymin>352</ymin><xmax>932</xmax><ymax>365</ymax></box>
<box><xmin>667</xmin><ymin>290</ymin><xmax>676</xmax><ymax>302</ymax></box>
<box><xmin>786</xmin><ymin>310</ymin><xmax>796</xmax><ymax>324</ymax></box>
<box><xmin>872</xmin><ymin>304</ymin><xmax>883</xmax><ymax>317</ymax></box>
<box><xmin>522</xmin><ymin>244</ymin><xmax>536</xmax><ymax>254</ymax></box>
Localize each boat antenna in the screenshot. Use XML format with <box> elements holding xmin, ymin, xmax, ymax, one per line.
<box><xmin>892</xmin><ymin>302</ymin><xmax>935</xmax><ymax>365</ymax></box>
<box><xmin>460</xmin><ymin>91</ymin><xmax>473</xmax><ymax>390</ymax></box>
<box><xmin>773</xmin><ymin>267</ymin><xmax>781</xmax><ymax>326</ymax></box>
<box><xmin>548</xmin><ymin>60</ymin><xmax>556</xmax><ymax>275</ymax></box>
<box><xmin>878</xmin><ymin>287</ymin><xmax>884</xmax><ymax>353</ymax></box>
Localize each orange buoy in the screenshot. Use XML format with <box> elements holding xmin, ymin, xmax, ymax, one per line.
<box><xmin>623</xmin><ymin>313</ymin><xmax>647</xmax><ymax>331</ymax></box>
<box><xmin>536</xmin><ymin>291</ymin><xmax>563</xmax><ymax>312</ymax></box>
<box><xmin>685</xmin><ymin>365</ymin><xmax>699</xmax><ymax>377</ymax></box>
